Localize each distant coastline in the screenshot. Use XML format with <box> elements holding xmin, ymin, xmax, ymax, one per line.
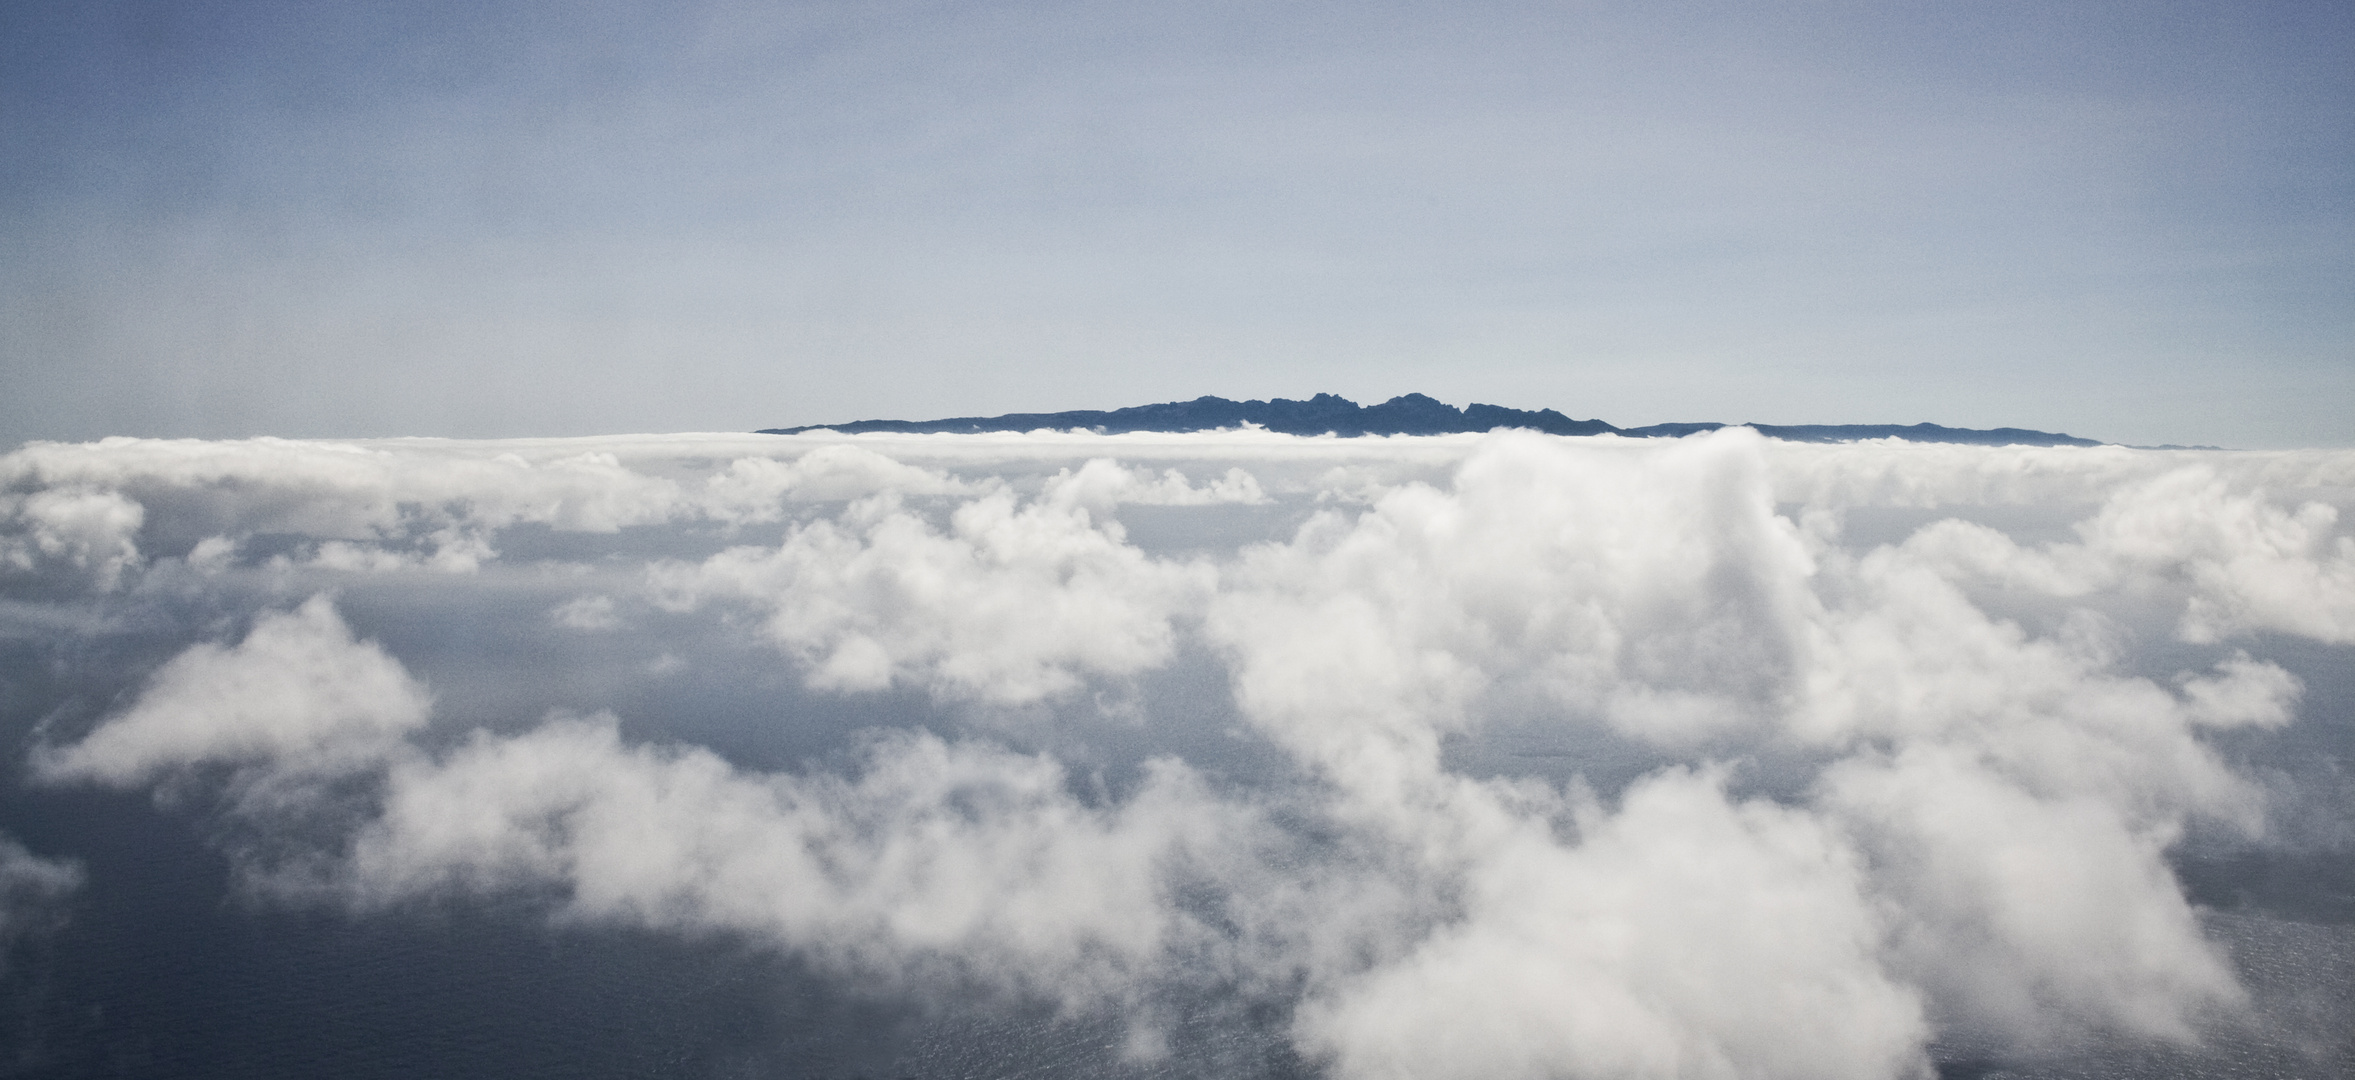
<box><xmin>762</xmin><ymin>392</ymin><xmax>2103</xmax><ymax>447</ymax></box>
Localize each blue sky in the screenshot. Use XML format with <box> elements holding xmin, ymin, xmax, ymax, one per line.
<box><xmin>2</xmin><ymin>0</ymin><xmax>2348</xmax><ymax>446</ymax></box>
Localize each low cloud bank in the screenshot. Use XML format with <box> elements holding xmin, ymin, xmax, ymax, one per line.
<box><xmin>8</xmin><ymin>429</ymin><xmax>2353</xmax><ymax>1077</ymax></box>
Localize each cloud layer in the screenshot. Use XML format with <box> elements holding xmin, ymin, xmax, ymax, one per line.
<box><xmin>6</xmin><ymin>429</ymin><xmax>2352</xmax><ymax>1077</ymax></box>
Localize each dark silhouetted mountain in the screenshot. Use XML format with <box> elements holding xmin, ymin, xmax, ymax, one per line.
<box><xmin>761</xmin><ymin>395</ymin><xmax>2100</xmax><ymax>446</ymax></box>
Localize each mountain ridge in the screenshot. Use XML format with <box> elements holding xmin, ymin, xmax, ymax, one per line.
<box><xmin>760</xmin><ymin>393</ymin><xmax>2102</xmax><ymax>446</ymax></box>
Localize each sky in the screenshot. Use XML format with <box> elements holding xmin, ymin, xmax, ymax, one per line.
<box><xmin>1</xmin><ymin>0</ymin><xmax>2350</xmax><ymax>448</ymax></box>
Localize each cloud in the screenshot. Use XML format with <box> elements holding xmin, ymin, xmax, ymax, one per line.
<box><xmin>1184</xmin><ymin>429</ymin><xmax>2319</xmax><ymax>1074</ymax></box>
<box><xmin>1821</xmin><ymin>748</ymin><xmax>2243</xmax><ymax>1048</ymax></box>
<box><xmin>0</xmin><ymin>435</ymin><xmax>980</xmax><ymax>576</ymax></box>
<box><xmin>1296</xmin><ymin>769</ymin><xmax>1929</xmax><ymax>1080</ymax></box>
<box><xmin>0</xmin><ymin>487</ymin><xmax>144</xmax><ymax>591</ymax></box>
<box><xmin>1797</xmin><ymin>536</ymin><xmax>2299</xmax><ymax>826</ymax></box>
<box><xmin>652</xmin><ymin>489</ymin><xmax>1216</xmax><ymax>703</ymax></box>
<box><xmin>1876</xmin><ymin>465</ymin><xmax>2355</xmax><ymax>645</ymax></box>
<box><xmin>33</xmin><ymin>594</ymin><xmax>431</xmax><ymax>789</ymax></box>
<box><xmin>1039</xmin><ymin>459</ymin><xmax>1270</xmax><ymax>511</ymax></box>
<box><xmin>697</xmin><ymin>444</ymin><xmax>980</xmax><ymax>519</ymax></box>
<box><xmin>0</xmin><ymin>834</ymin><xmax>82</xmax><ymax>965</ymax></box>
<box><xmin>549</xmin><ymin>594</ymin><xmax>622</xmax><ymax>631</ymax></box>
<box><xmin>2080</xmin><ymin>468</ymin><xmax>2355</xmax><ymax>644</ymax></box>
<box><xmin>345</xmin><ymin>715</ymin><xmax>1261</xmax><ymax>1012</ymax></box>
<box><xmin>11</xmin><ymin>429</ymin><xmax>2354</xmax><ymax>1076</ymax></box>
<box><xmin>34</xmin><ymin>593</ymin><xmax>1265</xmax><ymax>1017</ymax></box>
<box><xmin>1211</xmin><ymin>429</ymin><xmax>1820</xmax><ymax>760</ymax></box>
